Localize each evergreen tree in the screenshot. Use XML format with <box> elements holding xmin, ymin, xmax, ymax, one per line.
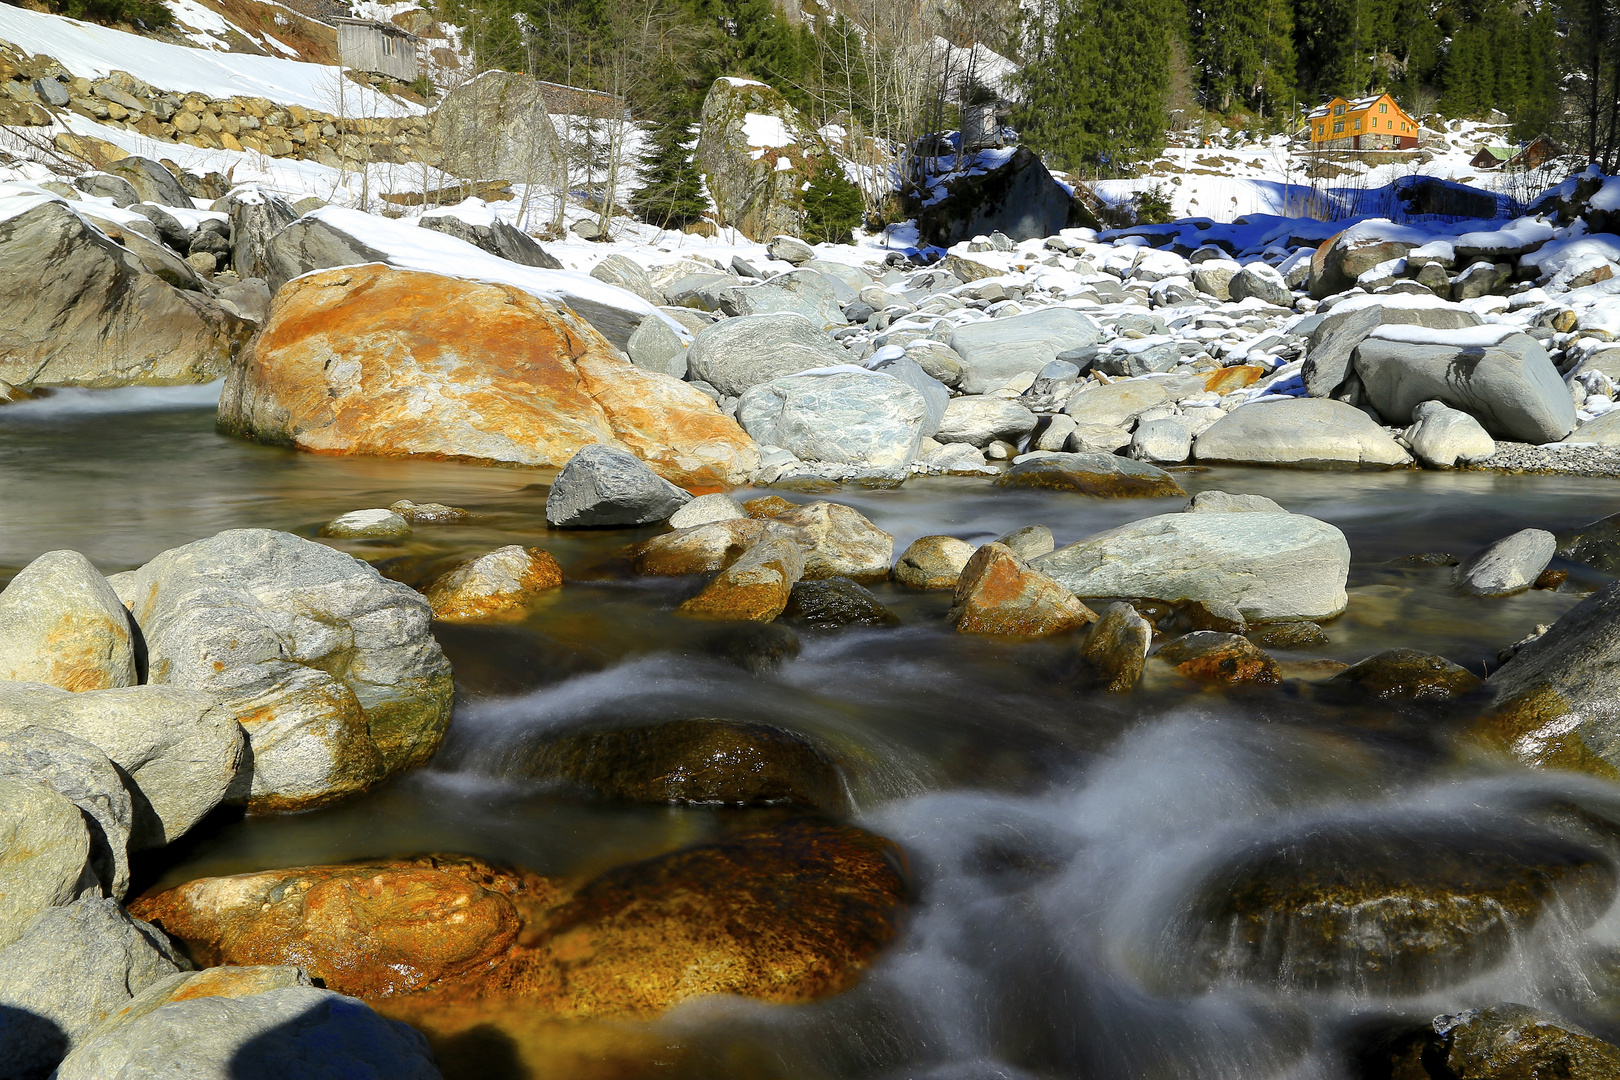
<box><xmin>800</xmin><ymin>157</ymin><xmax>865</xmax><ymax>243</ymax></box>
<box><xmin>1292</xmin><ymin>0</ymin><xmax>1372</xmax><ymax>97</ymax></box>
<box><xmin>631</xmin><ymin>121</ymin><xmax>709</xmax><ymax>230</ymax></box>
<box><xmin>1190</xmin><ymin>0</ymin><xmax>1296</xmax><ymax>119</ymax></box>
<box><xmin>1014</xmin><ymin>0</ymin><xmax>1174</xmax><ymax>173</ymax></box>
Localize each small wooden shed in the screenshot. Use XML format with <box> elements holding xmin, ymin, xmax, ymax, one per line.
<box><xmin>335</xmin><ymin>18</ymin><xmax>419</xmax><ymax>82</ymax></box>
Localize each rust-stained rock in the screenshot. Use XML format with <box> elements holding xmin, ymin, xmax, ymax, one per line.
<box><xmin>141</xmin><ymin>820</ymin><xmax>907</xmax><ymax>1021</ymax></box>
<box><xmin>1203</xmin><ymin>365</ymin><xmax>1266</xmax><ymax>394</ymax></box>
<box><xmin>1325</xmin><ymin>647</ymin><xmax>1482</xmax><ymax>702</ymax></box>
<box><xmin>1156</xmin><ymin>631</ymin><xmax>1279</xmax><ymax>685</ymax></box>
<box><xmin>130</xmin><ymin>859</ymin><xmax>545</xmax><ymax>997</ymax></box>
<box><xmin>949</xmin><ymin>542</ymin><xmax>1094</xmax><ymax>638</ymax></box>
<box><xmin>478</xmin><ymin>818</ymin><xmax>907</xmax><ymax>1015</ymax></box>
<box><xmin>627</xmin><ymin>518</ymin><xmax>782</xmax><ymax>576</ymax></box>
<box><xmin>0</xmin><ymin>549</ymin><xmax>136</xmax><ymax>691</ymax></box>
<box><xmin>774</xmin><ymin>501</ymin><xmax>893</xmax><ymax>582</ymax></box>
<box><xmin>513</xmin><ymin>717</ymin><xmax>846</xmax><ymax>811</ymax></box>
<box><xmin>676</xmin><ymin>536</ymin><xmax>805</xmax><ymax>621</ymax></box>
<box><xmin>1076</xmin><ymin>601</ymin><xmax>1152</xmax><ymax>691</ymax></box>
<box><xmin>994</xmin><ymin>452</ymin><xmax>1187</xmax><ymax>498</ymax></box>
<box><xmin>217</xmin><ymin>265</ymin><xmax>757</xmax><ymax>488</ymax></box>
<box><xmin>743</xmin><ymin>495</ymin><xmax>796</xmax><ymax>518</ymax></box>
<box><xmin>423</xmin><ymin>546</ymin><xmax>563</xmax><ymax>621</ymax></box>
<box><xmin>892</xmin><ymin>535</ymin><xmax>975</xmax><ymax>590</ymax></box>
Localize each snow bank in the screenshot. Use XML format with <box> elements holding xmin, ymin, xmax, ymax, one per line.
<box><xmin>1366</xmin><ymin>324</ymin><xmax>1524</xmax><ymax>348</ymax></box>
<box><xmin>0</xmin><ymin>3</ymin><xmax>420</xmax><ymax>116</ymax></box>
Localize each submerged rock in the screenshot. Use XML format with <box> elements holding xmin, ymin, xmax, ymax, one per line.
<box><xmin>0</xmin><ymin>549</ymin><xmax>136</xmax><ymax>692</ymax></box>
<box><xmin>1367</xmin><ymin>1003</ymin><xmax>1620</xmax><ymax>1080</ymax></box>
<box><xmin>514</xmin><ymin>717</ymin><xmax>846</xmax><ymax>811</ymax></box>
<box><xmin>1156</xmin><ymin>631</ymin><xmax>1279</xmax><ymax>685</ymax></box>
<box><xmin>1454</xmin><ymin>528</ymin><xmax>1557</xmax><ymax>597</ymax></box>
<box><xmin>994</xmin><ymin>452</ymin><xmax>1187</xmax><ymax>498</ymax></box>
<box><xmin>1323</xmin><ymin>648</ymin><xmax>1483</xmax><ymax>702</ymax></box>
<box><xmin>1160</xmin><ymin>822</ymin><xmax>1616</xmax><ymax>996</ymax></box>
<box><xmin>318</xmin><ymin>508</ymin><xmax>411</xmax><ymax>539</ymax></box>
<box><xmin>950</xmin><ymin>542</ymin><xmax>1094</xmax><ymax>638</ymax></box>
<box><xmin>629</xmin><ymin>518</ymin><xmax>788</xmax><ymax>576</ymax></box>
<box><xmin>1075</xmin><ymin>602</ymin><xmax>1152</xmax><ymax>692</ymax></box>
<box><xmin>783</xmin><ymin>577</ymin><xmax>899</xmax><ymax>630</ymax></box>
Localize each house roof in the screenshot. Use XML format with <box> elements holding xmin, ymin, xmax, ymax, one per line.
<box><xmin>1474</xmin><ymin>146</ymin><xmax>1515</xmax><ymax>161</ymax></box>
<box><xmin>332</xmin><ymin>16</ymin><xmax>417</xmax><ymax>38</ymax></box>
<box><xmin>1306</xmin><ymin>93</ymin><xmax>1407</xmax><ymax>120</ymax></box>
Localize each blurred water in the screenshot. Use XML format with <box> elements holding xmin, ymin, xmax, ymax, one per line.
<box><xmin>13</xmin><ymin>393</ymin><xmax>1620</xmax><ymax>1078</ymax></box>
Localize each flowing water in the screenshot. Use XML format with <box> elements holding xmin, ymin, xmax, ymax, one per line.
<box><xmin>12</xmin><ymin>387</ymin><xmax>1620</xmax><ymax>1079</ymax></box>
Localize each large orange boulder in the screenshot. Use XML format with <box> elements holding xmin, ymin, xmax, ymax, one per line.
<box><xmin>217</xmin><ymin>265</ymin><xmax>758</xmax><ymax>488</ymax></box>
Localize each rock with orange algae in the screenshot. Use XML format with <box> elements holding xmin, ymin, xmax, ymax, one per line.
<box><xmin>129</xmin><ymin>856</ymin><xmax>560</xmax><ymax>998</ymax></box>
<box><xmin>627</xmin><ymin>518</ymin><xmax>780</xmax><ymax>576</ymax></box>
<box><xmin>1155</xmin><ymin>631</ymin><xmax>1280</xmax><ymax>686</ymax></box>
<box><xmin>422</xmin><ymin>546</ymin><xmax>563</xmax><ymax>622</ymax></box>
<box><xmin>676</xmin><ymin>536</ymin><xmax>805</xmax><ymax>622</ymax></box>
<box><xmin>949</xmin><ymin>542</ymin><xmax>1094</xmax><ymax>638</ymax></box>
<box><xmin>743</xmin><ymin>495</ymin><xmax>796</xmax><ymax>518</ymax></box>
<box><xmin>1202</xmin><ymin>364</ymin><xmax>1266</xmax><ymax>394</ymax></box>
<box><xmin>216</xmin><ymin>264</ymin><xmax>757</xmax><ymax>488</ymax></box>
<box><xmin>772</xmin><ymin>501</ymin><xmax>893</xmax><ymax>583</ymax></box>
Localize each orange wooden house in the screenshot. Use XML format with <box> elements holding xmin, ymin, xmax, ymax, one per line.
<box><xmin>1306</xmin><ymin>93</ymin><xmax>1419</xmax><ymax>150</ymax></box>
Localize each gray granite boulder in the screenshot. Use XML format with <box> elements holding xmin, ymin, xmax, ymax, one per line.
<box><xmin>1034</xmin><ymin>511</ymin><xmax>1351</xmax><ymax>621</ymax></box>
<box><xmin>625</xmin><ymin>312</ymin><xmax>688</xmax><ymax>379</ymax></box>
<box><xmin>214</xmin><ymin>186</ymin><xmax>299</xmax><ymax>282</ymax></box>
<box><xmin>718</xmin><ymin>269</ymin><xmax>845</xmax><ymax>326</ymax></box>
<box><xmin>0</xmin><ymin>775</ymin><xmax>95</xmax><ymax>948</ymax></box>
<box><xmin>1405</xmin><ymin>399</ymin><xmax>1496</xmax><ymax>467</ymax></box>
<box><xmin>949</xmin><ymin>307</ymin><xmax>1102</xmax><ymax>394</ymax></box>
<box><xmin>546</xmin><ymin>443</ymin><xmax>693</xmax><ymax>527</ymax></box>
<box><xmin>1194</xmin><ymin>398</ymin><xmax>1412</xmax><ymax>468</ymax></box>
<box><xmin>1455</xmin><ymin>528</ymin><xmax>1556</xmax><ymax>596</ymax></box>
<box><xmin>868</xmin><ymin>354</ymin><xmax>949</xmax><ymax>437</ymax></box>
<box><xmin>419</xmin><ymin>213</ymin><xmax>562</xmax><ymax>269</ymax></box>
<box><xmin>934</xmin><ymin>396</ymin><xmax>1037</xmax><ymax>448</ymax></box>
<box><xmin>1302</xmin><ymin>299</ymin><xmax>1480</xmax><ymax>398</ymax></box>
<box><xmin>0</xmin><ymin>550</ymin><xmax>136</xmax><ymax>692</ymax></box>
<box><xmin>737</xmin><ymin>368</ymin><xmax>927</xmax><ymax>469</ymax></box>
<box><xmin>0</xmin><ymin>726</ymin><xmax>131</xmax><ymax>900</ymax></box>
<box><xmin>686</xmin><ymin>312</ymin><xmax>847</xmax><ymax>397</ymax></box>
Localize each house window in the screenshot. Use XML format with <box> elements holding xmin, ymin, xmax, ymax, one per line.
<box><xmin>1334</xmin><ymin>120</ymin><xmax>1345</xmax><ymax>133</ymax></box>
<box><xmin>383</xmin><ymin>35</ymin><xmax>395</xmax><ymax>55</ymax></box>
<box><xmin>1316</xmin><ymin>124</ymin><xmax>1324</xmax><ymax>136</ymax></box>
<box><xmin>1354</xmin><ymin>119</ymin><xmax>1361</xmax><ymax>130</ymax></box>
<box><xmin>1380</xmin><ymin>103</ymin><xmax>1388</xmax><ymax>113</ymax></box>
<box><xmin>1334</xmin><ymin>104</ymin><xmax>1345</xmax><ymax>115</ymax></box>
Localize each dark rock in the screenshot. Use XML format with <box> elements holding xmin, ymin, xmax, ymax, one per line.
<box><xmin>1074</xmin><ymin>601</ymin><xmax>1152</xmax><ymax>692</ymax></box>
<box><xmin>915</xmin><ymin>146</ymin><xmax>1092</xmax><ymax>248</ymax></box>
<box><xmin>783</xmin><ymin>577</ymin><xmax>900</xmax><ymax>630</ymax></box>
<box><xmin>419</xmin><ymin>213</ymin><xmax>563</xmax><ymax>268</ymax></box>
<box><xmin>545</xmin><ymin>444</ymin><xmax>692</xmax><ymax>528</ymax></box>
<box><xmin>1557</xmin><ymin>510</ymin><xmax>1620</xmax><ymax>575</ymax></box>
<box><xmin>512</xmin><ymin>717</ymin><xmax>846</xmax><ymax>811</ymax></box>
<box><xmin>1324</xmin><ymin>648</ymin><xmax>1483</xmax><ymax>702</ymax></box>
<box><xmin>432</xmin><ymin>623</ymin><xmax>602</xmax><ymax>698</ymax></box>
<box><xmin>1362</xmin><ymin>1002</ymin><xmax>1620</xmax><ymax>1080</ymax></box>
<box><xmin>694</xmin><ymin>620</ymin><xmax>802</xmax><ymax>673</ymax></box>
<box><xmin>1248</xmin><ymin>621</ymin><xmax>1328</xmax><ymax>649</ymax></box>
<box><xmin>1396</xmin><ymin>175</ymin><xmax>1505</xmax><ymax>221</ymax></box>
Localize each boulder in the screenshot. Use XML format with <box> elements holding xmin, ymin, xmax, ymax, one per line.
<box><xmin>54</xmin><ymin>979</ymin><xmax>442</xmax><ymax>1080</ymax></box>
<box><xmin>0</xmin><ymin>550</ymin><xmax>135</xmax><ymax>691</ymax></box>
<box><xmin>1185</xmin><ymin>490</ymin><xmax>1286</xmax><ymax>514</ymax></box>
<box><xmin>0</xmin><ymin>898</ymin><xmax>185</xmax><ymax>1080</ymax></box>
<box><xmin>1227</xmin><ymin>262</ymin><xmax>1293</xmax><ymax>307</ymax></box>
<box><xmin>0</xmin><ymin>775</ymin><xmax>94</xmax><ymax>948</ymax></box>
<box><xmin>1062</xmin><ymin>379</ymin><xmax>1168</xmax><ymax>428</ymax></box>
<box><xmin>1300</xmin><ymin>305</ymin><xmax>1384</xmax><ymax>398</ymax></box>
<box><xmin>1155</xmin><ymin>631</ymin><xmax>1278</xmax><ymax>685</ymax></box>
<box><xmin>545</xmin><ymin>444</ymin><xmax>693</xmax><ymax>527</ymax></box>
<box><xmin>625</xmin><ymin>312</ymin><xmax>687</xmax><ymax>378</ymax></box>
<box><xmin>677</xmin><ymin>536</ymin><xmax>805</xmax><ymax>621</ymax></box>
<box><xmin>1353</xmin><ymin>328</ymin><xmax>1577</xmax><ymax>443</ymax></box>
<box><xmin>915</xmin><ymin>146</ymin><xmax>1088</xmax><ymax>247</ymax></box>
<box><xmin>516</xmin><ymin>717</ymin><xmax>844</xmax><ymax>810</ymax></box>
<box><xmin>1322</xmin><ymin>648</ymin><xmax>1482</xmax><ymax>702</ymax></box>
<box><xmin>422</xmin><ymin>546</ymin><xmax>563</xmax><ymax>621</ymax></box>
<box><xmin>590</xmin><ymin>254</ymin><xmax>661</xmax><ymax>304</ymax></box>
<box><xmin>75</xmin><ymin>172</ymin><xmax>138</xmax><ymax>206</ymax></box>
<box><xmin>1309</xmin><ymin>228</ymin><xmax>1420</xmax><ymax>299</ymax></box>
<box><xmin>737</xmin><ymin>368</ymin><xmax>928</xmax><ymax>469</ymax></box>
<box><xmin>112</xmin><ymin>529</ymin><xmax>453</xmax><ymax>813</ymax></box>
<box><xmin>0</xmin><ymin>199</ymin><xmax>248</xmax><ymax>388</ymax></box>
<box><xmin>783</xmin><ymin>577</ymin><xmax>899</xmax><ymax>629</ymax></box>
<box><xmin>949</xmin><ymin>542</ymin><xmax>1094</xmax><ymax>638</ymax></box>
<box><xmin>217</xmin><ymin>264</ymin><xmax>757</xmax><ymax>488</ymax></box>
<box><xmin>997</xmin><ymin>524</ymin><xmax>1056</xmax><ymax>560</ymax></box>
<box><xmin>1034</xmin><ymin>511</ymin><xmax>1351</xmax><ymax>622</ymax></box>
<box><xmin>105</xmin><ymin>156</ymin><xmax>193</xmax><ymax>209</ymax></box>
<box><xmin>1377</xmin><ymin>1003</ymin><xmax>1620</xmax><ymax>1080</ymax></box>
<box><xmin>948</xmin><ymin>308</ymin><xmax>1103</xmax><ymax>395</ymax></box>
<box><xmin>628</xmin><ymin>518</ymin><xmax>790</xmax><ymax>576</ymax></box>
<box><xmin>1454</xmin><ymin>528</ymin><xmax>1557</xmax><ymax>596</ymax></box>
<box><xmin>695</xmin><ymin>78</ymin><xmax>821</xmax><ymax>241</ymax></box>
<box><xmin>1129</xmin><ymin>417</ymin><xmax>1192</xmax><ymax>464</ymax></box>
<box><xmin>259</xmin><ymin>213</ymin><xmax>390</xmax><ymax>292</ymax></box>
<box><xmin>767</xmin><ymin>235</ymin><xmax>815</xmax><ymax>264</ymax></box>
<box><xmin>719</xmin><ymin>269</ymin><xmax>845</xmax><ymax>326</ymax></box>
<box><xmin>1481</xmin><ymin>582</ymin><xmax>1620</xmax><ymax>777</ymax></box>
<box><xmin>1194</xmin><ymin>399</ymin><xmax>1412</xmax><ymax>468</ymax></box>
<box><xmin>0</xmin><ymin>682</ymin><xmax>240</xmax><ymax>849</ymax></box>
<box><xmin>1404</xmin><ymin>399</ymin><xmax>1496</xmax><ymax>467</ymax></box>
<box><xmin>867</xmin><ymin>354</ymin><xmax>950</xmax><ymax>437</ymax></box>
<box><xmin>1075</xmin><ymin>602</ymin><xmax>1152</xmax><ymax>691</ymax></box>
<box><xmin>934</xmin><ymin>397</ymin><xmax>1038</xmax><ymax>448</ymax></box>
<box><xmin>994</xmin><ymin>452</ymin><xmax>1187</xmax><ymax>498</ymax></box>
<box><xmin>0</xmin><ymin>726</ymin><xmax>131</xmax><ymax>899</ymax></box>
<box><xmin>432</xmin><ymin>70</ymin><xmax>563</xmax><ymax>191</ymax></box>
<box><xmin>419</xmin><ymin>211</ymin><xmax>562</xmax><ymax>269</ymax></box>
<box><xmin>892</xmin><ymin>535</ymin><xmax>976</xmax><ymax>589</ymax></box>
<box><xmin>774</xmin><ymin>501</ymin><xmax>893</xmax><ymax>582</ymax></box>
<box><xmin>668</xmin><ymin>492</ymin><xmax>747</xmax><ymax>529</ymax></box>
<box><xmin>685</xmin><ymin>312</ymin><xmax>848</xmax><ymax>397</ymax></box>
<box><xmin>213</xmin><ymin>186</ymin><xmax>299</xmax><ymax>282</ymax></box>
<box><xmin>907</xmin><ymin>340</ymin><xmax>967</xmax><ymax>388</ymax></box>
